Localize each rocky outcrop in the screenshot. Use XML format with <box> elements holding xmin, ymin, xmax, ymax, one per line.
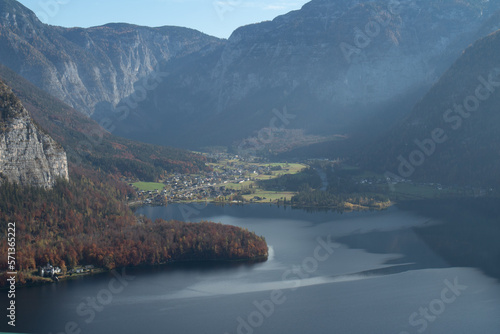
<box><xmin>0</xmin><ymin>79</ymin><xmax>68</xmax><ymax>187</ymax></box>
<box><xmin>0</xmin><ymin>0</ymin><xmax>224</xmax><ymax>115</ymax></box>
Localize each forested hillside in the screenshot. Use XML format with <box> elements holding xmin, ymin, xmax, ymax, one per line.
<box><xmin>363</xmin><ymin>29</ymin><xmax>500</xmax><ymax>188</ymax></box>
<box><xmin>0</xmin><ymin>63</ymin><xmax>209</xmax><ymax>181</ymax></box>
<box><xmin>0</xmin><ymin>73</ymin><xmax>267</xmax><ymax>287</ymax></box>
<box><xmin>0</xmin><ymin>165</ymin><xmax>268</xmax><ymax>286</ymax></box>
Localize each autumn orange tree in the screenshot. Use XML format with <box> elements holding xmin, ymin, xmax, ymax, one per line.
<box><xmin>0</xmin><ymin>165</ymin><xmax>267</xmax><ymax>286</ymax></box>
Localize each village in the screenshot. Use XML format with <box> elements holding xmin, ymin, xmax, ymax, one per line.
<box><xmin>130</xmin><ymin>154</ymin><xmax>306</xmax><ymax>206</ymax></box>
<box><xmin>128</xmin><ymin>150</ymin><xmax>497</xmax><ymax>208</ymax></box>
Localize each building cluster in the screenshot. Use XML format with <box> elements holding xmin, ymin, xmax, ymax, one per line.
<box><xmin>134</xmin><ymin>155</ymin><xmax>285</xmax><ymax>205</ymax></box>
<box><xmin>38</xmin><ymin>263</ymin><xmax>61</xmax><ymax>277</ymax></box>
<box><xmin>38</xmin><ymin>263</ymin><xmax>96</xmax><ymax>278</ymax></box>
<box><xmin>68</xmin><ymin>265</ymin><xmax>95</xmax><ymax>275</ymax></box>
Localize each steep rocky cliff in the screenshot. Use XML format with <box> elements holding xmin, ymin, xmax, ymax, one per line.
<box><xmin>0</xmin><ymin>63</ymin><xmax>210</xmax><ymax>180</ymax></box>
<box><xmin>103</xmin><ymin>0</ymin><xmax>500</xmax><ymax>148</ymax></box>
<box><xmin>212</xmin><ymin>0</ymin><xmax>498</xmax><ymax>110</ymax></box>
<box><xmin>0</xmin><ymin>79</ymin><xmax>68</xmax><ymax>187</ymax></box>
<box><xmin>0</xmin><ymin>0</ymin><xmax>224</xmax><ymax>115</ymax></box>
<box><xmin>2</xmin><ymin>0</ymin><xmax>500</xmax><ymax>150</ymax></box>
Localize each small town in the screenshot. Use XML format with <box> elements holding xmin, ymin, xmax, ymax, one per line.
<box><xmin>128</xmin><ymin>152</ymin><xmax>496</xmax><ymax>207</ymax></box>
<box><xmin>129</xmin><ymin>153</ymin><xmax>306</xmax><ymax>206</ymax></box>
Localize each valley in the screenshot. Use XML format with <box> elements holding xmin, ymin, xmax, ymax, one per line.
<box><xmin>128</xmin><ymin>151</ymin><xmax>492</xmax><ymax>211</ymax></box>
<box><xmin>129</xmin><ymin>153</ymin><xmax>308</xmax><ymax>206</ymax></box>
<box><xmin>1</xmin><ymin>0</ymin><xmax>500</xmax><ymax>333</ymax></box>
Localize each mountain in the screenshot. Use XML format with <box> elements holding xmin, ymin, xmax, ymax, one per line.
<box><xmin>0</xmin><ymin>78</ymin><xmax>68</xmax><ymax>187</ymax></box>
<box><xmin>0</xmin><ymin>79</ymin><xmax>267</xmax><ymax>287</ymax></box>
<box><xmin>364</xmin><ymin>29</ymin><xmax>500</xmax><ymax>188</ymax></box>
<box><xmin>2</xmin><ymin>0</ymin><xmax>500</xmax><ymax>151</ymax></box>
<box><xmin>0</xmin><ymin>65</ymin><xmax>268</xmax><ymax>287</ymax></box>
<box><xmin>0</xmin><ymin>0</ymin><xmax>223</xmax><ymax>115</ymax></box>
<box><xmin>0</xmin><ymin>63</ymin><xmax>209</xmax><ymax>181</ymax></box>
<box><xmin>98</xmin><ymin>0</ymin><xmax>500</xmax><ymax>149</ymax></box>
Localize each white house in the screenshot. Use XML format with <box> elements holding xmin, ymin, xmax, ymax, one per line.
<box><xmin>39</xmin><ymin>263</ymin><xmax>62</xmax><ymax>277</ymax></box>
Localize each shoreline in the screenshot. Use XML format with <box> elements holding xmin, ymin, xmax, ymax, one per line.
<box><xmin>1</xmin><ymin>254</ymin><xmax>269</xmax><ymax>289</ymax></box>
<box><xmin>131</xmin><ymin>198</ymin><xmax>394</xmax><ymax>212</ymax></box>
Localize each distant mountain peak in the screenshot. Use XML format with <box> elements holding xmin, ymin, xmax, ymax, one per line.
<box><xmin>0</xmin><ymin>1</ymin><xmax>224</xmax><ymax>115</ymax></box>
<box><xmin>2</xmin><ymin>0</ymin><xmax>500</xmax><ymax>151</ymax></box>
<box><xmin>0</xmin><ymin>0</ymin><xmax>40</xmax><ymax>24</ymax></box>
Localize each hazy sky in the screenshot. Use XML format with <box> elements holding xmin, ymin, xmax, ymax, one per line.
<box><xmin>17</xmin><ymin>0</ymin><xmax>309</xmax><ymax>38</ymax></box>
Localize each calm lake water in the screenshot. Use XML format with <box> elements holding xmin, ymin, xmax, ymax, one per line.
<box><xmin>3</xmin><ymin>201</ymin><xmax>500</xmax><ymax>334</ymax></box>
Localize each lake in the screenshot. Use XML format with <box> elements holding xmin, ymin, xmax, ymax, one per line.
<box><xmin>4</xmin><ymin>200</ymin><xmax>500</xmax><ymax>334</ymax></box>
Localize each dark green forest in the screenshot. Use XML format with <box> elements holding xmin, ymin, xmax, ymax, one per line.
<box><xmin>258</xmin><ymin>166</ymin><xmax>390</xmax><ymax>209</ymax></box>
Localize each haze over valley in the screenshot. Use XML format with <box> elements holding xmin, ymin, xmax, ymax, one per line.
<box><xmin>1</xmin><ymin>1</ymin><xmax>499</xmax><ymax>333</ymax></box>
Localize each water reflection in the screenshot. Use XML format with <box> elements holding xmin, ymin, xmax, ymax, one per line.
<box><xmin>4</xmin><ymin>200</ymin><xmax>500</xmax><ymax>334</ymax></box>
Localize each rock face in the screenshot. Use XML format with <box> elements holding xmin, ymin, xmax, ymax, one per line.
<box><xmin>0</xmin><ymin>79</ymin><xmax>68</xmax><ymax>187</ymax></box>
<box><xmin>104</xmin><ymin>0</ymin><xmax>500</xmax><ymax>148</ymax></box>
<box><xmin>2</xmin><ymin>0</ymin><xmax>500</xmax><ymax>149</ymax></box>
<box><xmin>212</xmin><ymin>0</ymin><xmax>500</xmax><ymax>108</ymax></box>
<box><xmin>0</xmin><ymin>0</ymin><xmax>223</xmax><ymax>115</ymax></box>
<box><xmin>208</xmin><ymin>0</ymin><xmax>500</xmax><ymax>130</ymax></box>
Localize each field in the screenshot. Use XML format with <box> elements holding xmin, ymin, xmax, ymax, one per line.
<box><xmin>389</xmin><ymin>183</ymin><xmax>460</xmax><ymax>200</ymax></box>
<box><xmin>254</xmin><ymin>163</ymin><xmax>306</xmax><ymax>180</ymax></box>
<box><xmin>242</xmin><ymin>191</ymin><xmax>296</xmax><ymax>203</ymax></box>
<box><xmin>131</xmin><ymin>182</ymin><xmax>165</xmax><ymax>192</ymax></box>
<box><xmin>209</xmin><ymin>161</ymin><xmax>307</xmax><ymax>203</ymax></box>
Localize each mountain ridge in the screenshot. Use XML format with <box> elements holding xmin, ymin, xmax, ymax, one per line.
<box><xmin>2</xmin><ymin>0</ymin><xmax>500</xmax><ymax>152</ymax></box>
<box><xmin>0</xmin><ymin>0</ymin><xmax>224</xmax><ymax>115</ymax></box>
<box><xmin>97</xmin><ymin>0</ymin><xmax>500</xmax><ymax>149</ymax></box>
<box><xmin>0</xmin><ymin>62</ymin><xmax>209</xmax><ymax>181</ymax></box>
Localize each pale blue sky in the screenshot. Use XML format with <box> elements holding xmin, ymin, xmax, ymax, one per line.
<box><xmin>17</xmin><ymin>0</ymin><xmax>309</xmax><ymax>38</ymax></box>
